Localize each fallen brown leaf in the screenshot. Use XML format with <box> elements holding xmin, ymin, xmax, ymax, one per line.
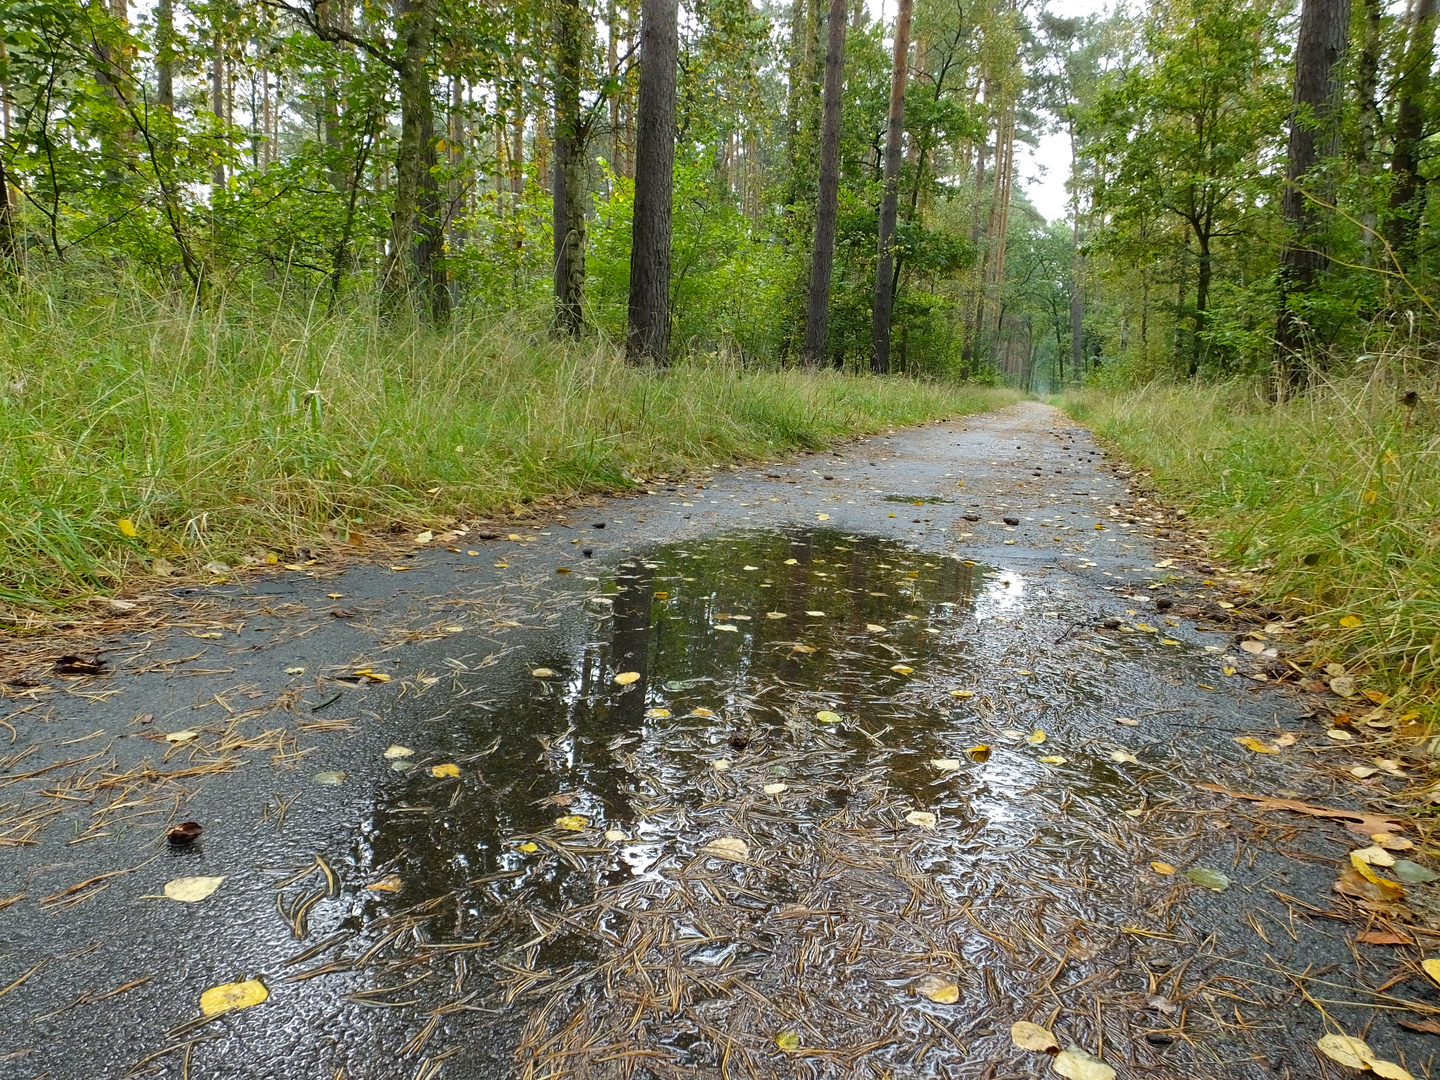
<box><xmin>1199</xmin><ymin>783</ymin><xmax>1407</xmax><ymax>836</ymax></box>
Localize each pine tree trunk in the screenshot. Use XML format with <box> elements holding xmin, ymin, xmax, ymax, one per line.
<box><xmin>384</xmin><ymin>0</ymin><xmax>448</xmax><ymax>319</ymax></box>
<box><xmin>801</xmin><ymin>0</ymin><xmax>849</xmax><ymax>366</ymax></box>
<box><xmin>552</xmin><ymin>0</ymin><xmax>587</xmax><ymax>335</ymax></box>
<box><xmin>1276</xmin><ymin>0</ymin><xmax>1350</xmax><ymax>393</ymax></box>
<box><xmin>156</xmin><ymin>0</ymin><xmax>174</xmax><ymax>111</ymax></box>
<box><xmin>1386</xmin><ymin>0</ymin><xmax>1437</xmax><ymax>267</ymax></box>
<box><xmin>871</xmin><ymin>0</ymin><xmax>913</xmax><ymax>375</ymax></box>
<box><xmin>1356</xmin><ymin>0</ymin><xmax>1381</xmax><ymax>254</ymax></box>
<box><xmin>626</xmin><ymin>0</ymin><xmax>679</xmax><ymax>363</ymax></box>
<box><xmin>211</xmin><ymin>10</ymin><xmax>226</xmax><ymax>191</ymax></box>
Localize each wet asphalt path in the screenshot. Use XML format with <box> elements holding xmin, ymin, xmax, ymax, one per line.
<box><xmin>1</xmin><ymin>401</ymin><xmax>1434</xmax><ymax>1080</ymax></box>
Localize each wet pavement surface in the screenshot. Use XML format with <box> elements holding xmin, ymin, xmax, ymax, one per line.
<box><xmin>3</xmin><ymin>402</ymin><xmax>1438</xmax><ymax>1080</ymax></box>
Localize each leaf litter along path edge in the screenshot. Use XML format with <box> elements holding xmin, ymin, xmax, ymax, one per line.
<box><xmin>1</xmin><ymin>401</ymin><xmax>1434</xmax><ymax>1080</ymax></box>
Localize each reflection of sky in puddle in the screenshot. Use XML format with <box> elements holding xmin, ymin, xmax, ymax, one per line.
<box><xmin>972</xmin><ymin>564</ymin><xmax>1025</xmax><ymax>619</ymax></box>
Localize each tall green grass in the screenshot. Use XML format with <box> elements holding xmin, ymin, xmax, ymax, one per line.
<box><xmin>1065</xmin><ymin>370</ymin><xmax>1440</xmax><ymax>699</ymax></box>
<box><xmin>0</xmin><ymin>284</ymin><xmax>1016</xmax><ymax>610</ymax></box>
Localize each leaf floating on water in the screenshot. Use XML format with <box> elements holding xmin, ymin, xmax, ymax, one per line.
<box><xmin>554</xmin><ymin>815</ymin><xmax>587</xmax><ymax>831</ymax></box>
<box><xmin>701</xmin><ymin>837</ymin><xmax>750</xmax><ymax>861</ymax></box>
<box><xmin>766</xmin><ymin>612</ymin><xmax>787</xmax><ymax>619</ymax></box>
<box><xmin>366</xmin><ymin>875</ymin><xmax>403</xmax><ymax>893</ymax></box>
<box><xmin>912</xmin><ymin>973</ymin><xmax>959</xmax><ymax>1004</ymax></box>
<box><xmin>1039</xmin><ymin>755</ymin><xmax>1068</xmax><ymax>765</ymax></box>
<box><xmin>890</xmin><ymin>664</ymin><xmax>914</xmax><ymax>674</ymax></box>
<box><xmin>816</xmin><ymin>513</ymin><xmax>830</xmax><ymax>521</ymax></box>
<box><xmin>199</xmin><ymin>978</ymin><xmax>268</xmax><ymax>1017</ymax></box>
<box><xmin>968</xmin><ymin>745</ymin><xmax>991</xmax><ymax>762</ymax></box>
<box><xmin>532</xmin><ymin>668</ymin><xmax>556</xmax><ymax>678</ymax></box>
<box><xmin>1316</xmin><ymin>1034</ymin><xmax>1374</xmax><ymax>1070</ymax></box>
<box><xmin>1053</xmin><ymin>1045</ymin><xmax>1116</xmax><ymax>1080</ymax></box>
<box><xmin>950</xmin><ymin>689</ymin><xmax>975</xmax><ymax>698</ymax></box>
<box><xmin>1114</xmin><ymin>717</ymin><xmax>1139</xmax><ymax>726</ymax></box>
<box><xmin>604</xmin><ymin>829</ymin><xmax>626</xmax><ymax>842</ymax></box>
<box><xmin>866</xmin><ymin>623</ymin><xmax>887</xmax><ymax>633</ymax></box>
<box><xmin>646</xmin><ymin>708</ymin><xmax>671</xmax><ymax>718</ymax></box>
<box><xmin>905</xmin><ymin>811</ymin><xmax>937</xmax><ymax>828</ymax></box>
<box><xmin>816</xmin><ymin>710</ymin><xmax>842</xmax><ymax>724</ymax></box>
<box><xmin>516</xmin><ymin>842</ymin><xmax>538</xmax><ymax>853</ymax></box>
<box><xmin>1184</xmin><ymin>867</ymin><xmax>1230</xmax><ymax>892</ymax></box>
<box><xmin>791</xmin><ymin>644</ymin><xmax>817</xmax><ymax>653</ymax></box>
<box><xmin>715</xmin><ymin>624</ymin><xmax>739</xmax><ymax>632</ymax></box>
<box><xmin>1198</xmin><ymin>785</ymin><xmax>1408</xmax><ymax>837</ymax></box>
<box><xmin>383</xmin><ymin>745</ymin><xmax>413</xmax><ymax>760</ymax></box>
<box><xmin>763</xmin><ymin>782</ymin><xmax>788</xmax><ymax>795</ymax></box>
<box><xmin>691</xmin><ymin>707</ymin><xmax>715</xmax><ymax>717</ymax></box>
<box><xmin>1110</xmin><ymin>749</ymin><xmax>1140</xmax><ymax>764</ymax></box>
<box><xmin>1150</xmin><ymin>862</ymin><xmax>1177</xmax><ymax>875</ymax></box>
<box><xmin>1027</xmin><ymin>729</ymin><xmax>1046</xmax><ymax>744</ymax></box>
<box><xmin>776</xmin><ymin>1031</ymin><xmax>801</xmax><ymax>1051</ymax></box>
<box><xmin>711</xmin><ymin>758</ymin><xmax>731</xmax><ymax>771</ymax></box>
<box><xmin>1010</xmin><ymin>1021</ymin><xmax>1059</xmax><ymax>1052</ymax></box>
<box><xmin>1395</xmin><ymin>860</ymin><xmax>1440</xmax><ymax>884</ymax></box>
<box><xmin>163</xmin><ymin>876</ymin><xmax>225</xmax><ymax>902</ymax></box>
<box><xmin>805</xmin><ymin>610</ymin><xmax>826</xmax><ymax>617</ymax></box>
<box><xmin>1235</xmin><ymin>736</ymin><xmax>1278</xmax><ymax>754</ymax></box>
<box><xmin>931</xmin><ymin>759</ymin><xmax>962</xmax><ymax>772</ymax></box>
<box><xmin>430</xmin><ymin>763</ymin><xmax>460</xmax><ymax>778</ymax></box>
<box><xmin>613</xmin><ymin>671</ymin><xmax>641</xmax><ymax>686</ymax></box>
<box><xmin>313</xmin><ymin>770</ymin><xmax>346</xmax><ymax>785</ymax></box>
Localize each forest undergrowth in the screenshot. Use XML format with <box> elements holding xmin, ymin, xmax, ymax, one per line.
<box><xmin>1065</xmin><ymin>361</ymin><xmax>1440</xmax><ymax>721</ymax></box>
<box><xmin>0</xmin><ymin>282</ymin><xmax>1016</xmax><ymax>612</ymax></box>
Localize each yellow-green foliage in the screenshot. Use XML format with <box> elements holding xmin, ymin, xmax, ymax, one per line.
<box><xmin>1065</xmin><ymin>375</ymin><xmax>1440</xmax><ymax>697</ymax></box>
<box><xmin>0</xmin><ymin>286</ymin><xmax>1016</xmax><ymax>608</ymax></box>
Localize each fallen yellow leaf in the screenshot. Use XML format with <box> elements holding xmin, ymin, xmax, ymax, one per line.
<box><xmin>1010</xmin><ymin>1020</ymin><xmax>1059</xmax><ymax>1052</ymax></box>
<box><xmin>555</xmin><ymin>815</ymin><xmax>588</xmax><ymax>831</ymax></box>
<box><xmin>613</xmin><ymin>671</ymin><xmax>641</xmax><ymax>685</ymax></box>
<box><xmin>199</xmin><ymin>978</ymin><xmax>268</xmax><ymax>1016</ymax></box>
<box><xmin>1235</xmin><ymin>736</ymin><xmax>1278</xmax><ymax>754</ymax></box>
<box><xmin>118</xmin><ymin>518</ymin><xmax>138</xmax><ymax>537</ymax></box>
<box><xmin>430</xmin><ymin>763</ymin><xmax>460</xmax><ymax>778</ymax></box>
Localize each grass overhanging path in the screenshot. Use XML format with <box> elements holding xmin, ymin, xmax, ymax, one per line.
<box><xmin>0</xmin><ymin>289</ymin><xmax>1017</xmax><ymax>613</ymax></box>
<box><xmin>1065</xmin><ymin>375</ymin><xmax>1440</xmax><ymax>739</ymax></box>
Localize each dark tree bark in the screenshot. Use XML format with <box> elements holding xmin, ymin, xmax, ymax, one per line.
<box><xmin>0</xmin><ymin>152</ymin><xmax>16</xmax><ymax>270</ymax></box>
<box><xmin>801</xmin><ymin>0</ymin><xmax>849</xmax><ymax>366</ymax></box>
<box><xmin>1386</xmin><ymin>0</ymin><xmax>1438</xmax><ymax>267</ymax></box>
<box><xmin>383</xmin><ymin>0</ymin><xmax>449</xmax><ymax>320</ymax></box>
<box><xmin>1275</xmin><ymin>0</ymin><xmax>1350</xmax><ymax>392</ymax></box>
<box><xmin>156</xmin><ymin>0</ymin><xmax>174</xmax><ymax>111</ymax></box>
<box><xmin>1356</xmin><ymin>0</ymin><xmax>1381</xmax><ymax>254</ymax></box>
<box><xmin>871</xmin><ymin>0</ymin><xmax>913</xmax><ymax>375</ymax></box>
<box><xmin>626</xmin><ymin>0</ymin><xmax>679</xmax><ymax>363</ymax></box>
<box><xmin>553</xmin><ymin>0</ymin><xmax>586</xmax><ymax>335</ymax></box>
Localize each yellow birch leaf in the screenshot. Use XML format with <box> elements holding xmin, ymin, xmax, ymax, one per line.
<box><xmin>430</xmin><ymin>763</ymin><xmax>460</xmax><ymax>778</ymax></box>
<box><xmin>1010</xmin><ymin>1021</ymin><xmax>1059</xmax><ymax>1052</ymax></box>
<box><xmin>613</xmin><ymin>671</ymin><xmax>641</xmax><ymax>685</ymax></box>
<box><xmin>1235</xmin><ymin>736</ymin><xmax>1278</xmax><ymax>754</ymax></box>
<box><xmin>1150</xmin><ymin>861</ymin><xmax>1177</xmax><ymax>875</ymax></box>
<box><xmin>199</xmin><ymin>978</ymin><xmax>268</xmax><ymax>1016</ymax></box>
<box><xmin>163</xmin><ymin>876</ymin><xmax>225</xmax><ymax>902</ymax></box>
<box><xmin>118</xmin><ymin>518</ymin><xmax>138</xmax><ymax>537</ymax></box>
<box><xmin>554</xmin><ymin>815</ymin><xmax>587</xmax><ymax>831</ymax></box>
<box><xmin>1316</xmin><ymin>1034</ymin><xmax>1374</xmax><ymax>1069</ymax></box>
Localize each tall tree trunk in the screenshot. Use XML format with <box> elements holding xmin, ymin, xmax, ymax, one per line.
<box><xmin>552</xmin><ymin>0</ymin><xmax>587</xmax><ymax>335</ymax></box>
<box><xmin>1385</xmin><ymin>0</ymin><xmax>1438</xmax><ymax>266</ymax></box>
<box><xmin>608</xmin><ymin>0</ymin><xmax>621</xmax><ymax>177</ymax></box>
<box><xmin>801</xmin><ymin>0</ymin><xmax>849</xmax><ymax>366</ymax></box>
<box><xmin>156</xmin><ymin>0</ymin><xmax>174</xmax><ymax>111</ymax></box>
<box><xmin>1276</xmin><ymin>0</ymin><xmax>1350</xmax><ymax>394</ymax></box>
<box><xmin>626</xmin><ymin>0</ymin><xmax>679</xmax><ymax>363</ymax></box>
<box><xmin>1356</xmin><ymin>0</ymin><xmax>1381</xmax><ymax>255</ymax></box>
<box><xmin>384</xmin><ymin>0</ymin><xmax>448</xmax><ymax>319</ymax></box>
<box><xmin>210</xmin><ymin>8</ymin><xmax>226</xmax><ymax>191</ymax></box>
<box><xmin>0</xmin><ymin>152</ymin><xmax>15</xmax><ymax>270</ymax></box>
<box><xmin>1067</xmin><ymin>118</ymin><xmax>1083</xmax><ymax>383</ymax></box>
<box><xmin>871</xmin><ymin>0</ymin><xmax>913</xmax><ymax>375</ymax></box>
<box><xmin>1191</xmin><ymin>231</ymin><xmax>1210</xmax><ymax>377</ymax></box>
<box><xmin>319</xmin><ymin>1</ymin><xmax>344</xmax><ymax>190</ymax></box>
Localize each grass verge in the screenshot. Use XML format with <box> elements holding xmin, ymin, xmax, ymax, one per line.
<box><xmin>1063</xmin><ymin>374</ymin><xmax>1439</xmax><ymax>712</ymax></box>
<box><xmin>0</xmin><ymin>286</ymin><xmax>1017</xmax><ymax>612</ymax></box>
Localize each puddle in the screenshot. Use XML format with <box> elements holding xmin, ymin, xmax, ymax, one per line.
<box><xmin>6</xmin><ymin>530</ymin><xmax>1363</xmax><ymax>1079</ymax></box>
<box><xmin>881</xmin><ymin>493</ymin><xmax>950</xmax><ymax>504</ymax></box>
<box><xmin>270</xmin><ymin>531</ymin><xmax>1258</xmax><ymax>1076</ymax></box>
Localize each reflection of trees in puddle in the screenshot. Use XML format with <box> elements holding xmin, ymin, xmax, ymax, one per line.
<box><xmin>354</xmin><ymin>530</ymin><xmax>1208</xmax><ymax>1075</ymax></box>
